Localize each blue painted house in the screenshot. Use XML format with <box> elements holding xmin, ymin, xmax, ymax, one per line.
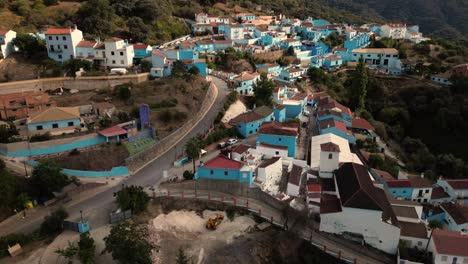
<box><xmin>277</xmin><ymin>67</ymin><xmax>306</xmax><ymax>83</ymax></box>
<box><xmin>301</xmin><ymin>41</ymin><xmax>329</xmax><ymax>56</ymax></box>
<box><xmin>318</xmin><ymin>118</ymin><xmax>356</xmax><ymax>144</ymax></box>
<box><xmin>344</xmin><ymin>33</ymin><xmax>370</xmax><ymax>52</ymax></box>
<box><xmin>256</xmin><ymin>63</ymin><xmax>281</xmax><ymax>75</ymax></box>
<box><xmin>323</xmin><ymin>55</ymin><xmax>343</xmax><ymax>69</ymax></box>
<box><xmin>257</xmin><ymin>122</ymin><xmax>299</xmax><ymax>158</ymax></box>
<box><xmin>316</xmin><ymin>109</ymin><xmax>348</xmax><ymax>126</ymax></box>
<box><xmin>385</xmin><ymin>180</ymin><xmax>413</xmax><ymax>200</ymax></box>
<box><xmin>133</xmin><ymin>43</ymin><xmax>152</xmax><ymax>63</ymax></box>
<box><xmin>229</xmin><ymin>106</ymin><xmax>274</xmax><ymax>138</ymax></box>
<box><xmin>318</xmin><ymin>97</ymin><xmax>353</xmax><ymax>126</ymax></box>
<box><xmin>195</xmin><ymin>155</ymin><xmax>253</xmax><ymax>184</ymax></box>
<box><xmin>279</xmin><ymin>38</ymin><xmax>302</xmax><ymax>50</ymax></box>
<box><xmin>27</xmin><ymin>107</ymin><xmax>83</xmax><ymax>135</ymax></box>
<box><xmin>273</xmin><ymin>105</ymin><xmax>286</xmax><ymax>122</ymax></box>
<box><xmin>422</xmin><ymin>205</ymin><xmax>446</xmax><ymax>223</ymax></box>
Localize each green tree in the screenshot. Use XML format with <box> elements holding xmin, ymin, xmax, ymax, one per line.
<box><xmin>351</xmin><ymin>56</ymin><xmax>368</xmax><ymax>113</ymax></box>
<box><xmin>104</xmin><ymin>221</ymin><xmax>152</xmax><ymax>264</ymax></box>
<box><xmin>117</xmin><ymin>84</ymin><xmax>132</xmax><ymax>101</ymax></box>
<box><xmin>63</xmin><ymin>59</ymin><xmax>92</xmax><ymax>77</ymax></box>
<box><xmin>55</xmin><ymin>242</ymin><xmax>78</xmax><ymax>264</ymax></box>
<box><xmin>139</xmin><ymin>60</ymin><xmax>152</xmax><ymax>73</ymax></box>
<box><xmin>285</xmin><ymin>46</ymin><xmax>295</xmax><ymax>56</ymax></box>
<box><xmin>11</xmin><ymin>34</ymin><xmax>45</xmax><ymax>58</ymax></box>
<box><xmin>0</xmin><ymin>123</ymin><xmax>19</xmax><ymax>143</ymax></box>
<box><xmin>43</xmin><ymin>0</ymin><xmax>59</xmax><ymax>6</ymax></box>
<box><xmin>188</xmin><ymin>66</ymin><xmax>200</xmax><ymax>76</ymax></box>
<box><xmin>115</xmin><ymin>185</ymin><xmax>150</xmax><ymax>214</ymax></box>
<box><xmin>0</xmin><ymin>170</ymin><xmax>18</xmax><ymax>212</ymax></box>
<box><xmin>78</xmin><ymin>232</ymin><xmax>96</xmax><ymax>264</ymax></box>
<box><xmin>176</xmin><ymin>247</ymin><xmax>189</xmax><ymax>264</ymax></box>
<box><xmin>117</xmin><ymin>111</ymin><xmax>131</xmax><ymax>122</ymax></box>
<box><xmin>253</xmin><ymin>74</ymin><xmax>275</xmax><ymax>106</ymax></box>
<box><xmin>127</xmin><ymin>16</ymin><xmax>150</xmax><ymax>43</ymax></box>
<box><xmin>31</xmin><ymin>163</ymin><xmax>70</xmax><ymax>198</ymax></box>
<box><xmin>185</xmin><ymin>137</ymin><xmax>203</xmax><ymax>173</ymax></box>
<box><xmin>428</xmin><ymin>220</ymin><xmax>442</xmax><ymax>229</ymax></box>
<box><xmin>41</xmin><ymin>207</ymin><xmax>69</xmax><ymax>236</ymax></box>
<box><xmin>368</xmin><ymin>154</ymin><xmax>384</xmax><ymax>169</ymax></box>
<box><xmin>307</xmin><ymin>67</ymin><xmax>328</xmax><ymax>84</ymax></box>
<box><xmin>171</xmin><ymin>60</ymin><xmax>188</xmax><ymax>78</ymax></box>
<box><xmin>76</xmin><ymin>0</ymin><xmax>114</xmax><ymax>36</ymax></box>
<box><xmin>99</xmin><ymin>117</ymin><xmax>112</xmax><ymax>128</ymax></box>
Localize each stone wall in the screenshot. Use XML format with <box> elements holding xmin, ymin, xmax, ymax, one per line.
<box><xmin>0</xmin><ymin>73</ymin><xmax>149</xmax><ymax>94</ymax></box>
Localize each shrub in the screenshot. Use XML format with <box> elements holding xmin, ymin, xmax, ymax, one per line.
<box><xmin>40</xmin><ymin>207</ymin><xmax>69</xmax><ymax>237</ymax></box>
<box><xmin>69</xmin><ymin>149</ymin><xmax>80</xmax><ymax>156</ymax></box>
<box><xmin>183</xmin><ymin>170</ymin><xmax>193</xmax><ymax>180</ymax></box>
<box><xmin>30</xmin><ymin>132</ymin><xmax>51</xmax><ymax>142</ymax></box>
<box><xmin>226</xmin><ymin>206</ymin><xmax>236</xmax><ymax>221</ymax></box>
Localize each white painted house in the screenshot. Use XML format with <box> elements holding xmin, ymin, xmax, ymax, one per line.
<box><xmin>0</xmin><ymin>29</ymin><xmax>16</xmax><ymax>58</ymax></box>
<box><xmin>380</xmin><ymin>24</ymin><xmax>407</xmax><ymax>39</ymax></box>
<box><xmin>319</xmin><ymin>162</ymin><xmax>400</xmax><ymax>254</ymax></box>
<box><xmin>256</xmin><ymin>142</ymin><xmax>289</xmax><ymax>159</ymax></box>
<box><xmin>287</xmin><ymin>164</ymin><xmax>303</xmax><ymax>197</ymax></box>
<box><xmin>427</xmin><ymin>229</ymin><xmax>468</xmax><ymax>264</ymax></box>
<box><xmin>309</xmin><ymin>133</ymin><xmax>362</xmax><ymax>170</ymax></box>
<box><xmin>45</xmin><ymin>26</ymin><xmax>83</xmax><ymax>63</ymax></box>
<box><xmin>104</xmin><ymin>38</ymin><xmax>134</xmax><ymax>68</ymax></box>
<box><xmin>225</xmin><ymin>24</ymin><xmax>245</xmax><ymax>40</ymax></box>
<box><xmin>351</xmin><ymin>48</ymin><xmax>401</xmax><ymax>75</ymax></box>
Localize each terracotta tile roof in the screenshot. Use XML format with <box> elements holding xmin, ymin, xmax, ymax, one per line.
<box><xmin>98</xmin><ymin>125</ymin><xmax>127</xmax><ymax>137</ymax></box>
<box><xmin>307</xmin><ymin>182</ymin><xmax>321</xmax><ymax>192</ymax></box>
<box><xmin>282</xmin><ymin>38</ymin><xmax>299</xmax><ymax>43</ymax></box>
<box><xmin>441</xmin><ymin>203</ymin><xmax>468</xmax><ymax>225</ymax></box>
<box><xmin>274</xmin><ymin>104</ymin><xmax>285</xmax><ymax>110</ymax></box>
<box><xmin>288</xmin><ymin>164</ymin><xmax>303</xmax><ymax>185</ymax></box>
<box><xmin>325</xmin><ymin>55</ymin><xmax>342</xmax><ymax>61</ymax></box>
<box><xmin>399</xmin><ymin>221</ymin><xmax>427</xmax><ymax>239</ymax></box>
<box><xmin>234</xmin><ymin>72</ymin><xmax>260</xmax><ymax>81</ymax></box>
<box><xmin>258</xmin><ymin>157</ymin><xmax>281</xmax><ymax>168</ymax></box>
<box><xmin>385</xmin><ymin>23</ymin><xmax>406</xmax><ymax>28</ymax></box>
<box><xmin>320</xmin><ymin>194</ymin><xmax>342</xmax><ymax>214</ymax></box>
<box><xmin>320</xmin><ymin>142</ymin><xmax>340</xmax><ymax>152</ymax></box>
<box><xmin>431</xmin><ymin>229</ymin><xmax>468</xmax><ymax>257</ymax></box>
<box><xmin>105</xmin><ymin>37</ymin><xmax>123</xmax><ymax>42</ymax></box>
<box><xmin>290</xmin><ymin>93</ymin><xmax>307</xmax><ymax>101</ymax></box>
<box><xmin>133</xmin><ymin>43</ymin><xmax>149</xmax><ymax>50</ymax></box>
<box><xmin>352</xmin><ymin>48</ymin><xmax>399</xmax><ymax>55</ymax></box>
<box><xmin>446</xmin><ymin>179</ymin><xmax>468</xmax><ymax>190</ymax></box>
<box><xmin>258</xmin><ymin>142</ymin><xmax>288</xmax><ymax>150</ymax></box>
<box><xmin>229</xmin><ymin>111</ymin><xmax>264</xmax><ymax>124</ymax></box>
<box><xmin>152</xmin><ymin>51</ymin><xmax>167</xmax><ymax>58</ymax></box>
<box><xmin>386</xmin><ymin>180</ymin><xmax>412</xmax><ymax>188</ymax></box>
<box><xmin>232</xmin><ymin>144</ymin><xmax>250</xmax><ymax>154</ymax></box>
<box><xmin>258</xmin><ymin>122</ymin><xmax>299</xmax><ymax>137</ymax></box>
<box><xmin>431</xmin><ymin>186</ymin><xmax>450</xmax><ymax>200</ymax></box>
<box><xmin>408</xmin><ymin>175</ymin><xmax>432</xmax><ymax>188</ymax></box>
<box><xmin>0</xmin><ymin>29</ymin><xmax>10</xmax><ymax>35</ymax></box>
<box><xmin>351</xmin><ymin>117</ymin><xmax>374</xmax><ymax>131</ymax></box>
<box><xmin>392</xmin><ymin>205</ymin><xmax>419</xmax><ymax>219</ymax></box>
<box><xmin>203</xmin><ymin>155</ymin><xmax>243</xmax><ymax>170</ymax></box>
<box><xmin>320</xmin><ymin>118</ymin><xmax>347</xmax><ymax>132</ymax></box>
<box><xmin>45</xmin><ymin>28</ymin><xmax>74</xmax><ymax>35</ymax></box>
<box><xmin>317</xmin><ymin>109</ymin><xmax>342</xmax><ymax>118</ymax></box>
<box><xmin>94</xmin><ymin>43</ymin><xmax>105</xmax><ymax>49</ymax></box>
<box><xmin>253</xmin><ymin>105</ymin><xmax>273</xmax><ymax>118</ymax></box>
<box><xmin>76</xmin><ymin>40</ymin><xmax>97</xmax><ymax>48</ymax></box>
<box><xmin>372</xmin><ymin>168</ymin><xmax>394</xmax><ymax>181</ymax></box>
<box><xmin>285</xmin><ymin>67</ymin><xmax>304</xmax><ymax>73</ymax></box>
<box><xmin>336</xmin><ymin>163</ymin><xmax>399</xmax><ymax>226</ymax></box>
<box><xmin>28</xmin><ymin>107</ymin><xmax>80</xmax><ymax>124</ymax></box>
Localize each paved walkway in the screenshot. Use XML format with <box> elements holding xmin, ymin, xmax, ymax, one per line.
<box><xmin>157</xmin><ymin>187</ymin><xmax>394</xmax><ymax>264</ymax></box>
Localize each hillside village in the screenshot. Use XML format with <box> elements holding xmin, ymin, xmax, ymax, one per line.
<box><xmin>0</xmin><ymin>5</ymin><xmax>467</xmax><ymax>264</ymax></box>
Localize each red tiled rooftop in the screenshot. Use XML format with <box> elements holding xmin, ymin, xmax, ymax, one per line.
<box><xmin>152</xmin><ymin>51</ymin><xmax>166</xmax><ymax>58</ymax></box>
<box><xmin>232</xmin><ymin>144</ymin><xmax>250</xmax><ymax>154</ymax></box>
<box><xmin>203</xmin><ymin>156</ymin><xmax>243</xmax><ymax>170</ymax></box>
<box><xmin>320</xmin><ymin>142</ymin><xmax>340</xmax><ymax>152</ymax></box>
<box><xmin>98</xmin><ymin>126</ymin><xmax>128</xmax><ymax>138</ymax></box>
<box><xmin>386</xmin><ymin>180</ymin><xmax>412</xmax><ymax>188</ymax></box>
<box><xmin>351</xmin><ymin>117</ymin><xmax>375</xmax><ymax>131</ymax></box>
<box><xmin>431</xmin><ymin>229</ymin><xmax>468</xmax><ymax>257</ymax></box>
<box><xmin>320</xmin><ymin>118</ymin><xmax>347</xmax><ymax>132</ymax></box>
<box><xmin>441</xmin><ymin>203</ymin><xmax>468</xmax><ymax>225</ymax></box>
<box><xmin>258</xmin><ymin>142</ymin><xmax>288</xmax><ymax>150</ymax></box>
<box><xmin>45</xmin><ymin>28</ymin><xmax>74</xmax><ymax>35</ymax></box>
<box><xmin>372</xmin><ymin>168</ymin><xmax>394</xmax><ymax>181</ymax></box>
<box><xmin>0</xmin><ymin>29</ymin><xmax>10</xmax><ymax>35</ymax></box>
<box><xmin>446</xmin><ymin>179</ymin><xmax>468</xmax><ymax>190</ymax></box>
<box><xmin>320</xmin><ymin>194</ymin><xmax>342</xmax><ymax>214</ymax></box>
<box><xmin>258</xmin><ymin>122</ymin><xmax>299</xmax><ymax>136</ymax></box>
<box><xmin>133</xmin><ymin>43</ymin><xmax>149</xmax><ymax>50</ymax></box>
<box><xmin>431</xmin><ymin>186</ymin><xmax>450</xmax><ymax>200</ymax></box>
<box><xmin>76</xmin><ymin>40</ymin><xmax>97</xmax><ymax>48</ymax></box>
<box><xmin>307</xmin><ymin>183</ymin><xmax>321</xmax><ymax>192</ymax></box>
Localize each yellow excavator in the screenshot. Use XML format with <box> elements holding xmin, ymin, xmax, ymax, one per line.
<box><xmin>206</xmin><ymin>214</ymin><xmax>224</xmax><ymax>230</ymax></box>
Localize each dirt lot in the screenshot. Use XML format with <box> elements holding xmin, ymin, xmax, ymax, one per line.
<box><xmin>53</xmin><ymin>76</ymin><xmax>209</xmax><ymax>138</ymax></box>
<box><xmin>0</xmin><ymin>53</ymin><xmax>50</xmax><ymax>82</ymax></box>
<box><xmin>133</xmin><ymin>197</ymin><xmax>344</xmax><ymax>264</ymax></box>
<box><xmin>39</xmin><ymin>143</ymin><xmax>128</xmax><ymax>171</ymax></box>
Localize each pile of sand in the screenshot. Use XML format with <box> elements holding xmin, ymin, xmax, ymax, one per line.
<box><xmin>152</xmin><ymin>210</ymin><xmax>206</xmax><ymax>234</ymax></box>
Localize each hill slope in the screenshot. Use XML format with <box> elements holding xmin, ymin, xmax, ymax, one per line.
<box><xmin>314</xmin><ymin>0</ymin><xmax>468</xmax><ymax>39</ymax></box>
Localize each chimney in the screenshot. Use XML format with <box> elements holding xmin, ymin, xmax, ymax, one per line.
<box><xmin>73</xmin><ymin>24</ymin><xmax>78</xmax><ymax>30</ymax></box>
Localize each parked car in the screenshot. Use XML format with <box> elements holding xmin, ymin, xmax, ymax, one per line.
<box><xmin>227</xmin><ymin>138</ymin><xmax>238</xmax><ymax>145</ymax></box>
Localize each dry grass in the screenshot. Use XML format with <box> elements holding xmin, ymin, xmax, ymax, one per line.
<box><xmin>0</xmin><ymin>8</ymin><xmax>21</xmax><ymax>29</ymax></box>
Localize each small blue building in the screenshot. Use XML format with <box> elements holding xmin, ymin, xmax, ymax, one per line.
<box><xmin>233</xmin><ymin>72</ymin><xmax>260</xmax><ymax>95</ymax></box>
<box><xmin>323</xmin><ymin>55</ymin><xmax>343</xmax><ymax>69</ymax></box>
<box><xmin>385</xmin><ymin>180</ymin><xmax>413</xmax><ymax>200</ymax></box>
<box><xmin>316</xmin><ymin>109</ymin><xmax>349</xmax><ymax>126</ymax></box>
<box><xmin>195</xmin><ymin>155</ymin><xmax>253</xmax><ymax>184</ymax></box>
<box><xmin>344</xmin><ymin>33</ymin><xmax>370</xmax><ymax>52</ymax></box>
<box><xmin>229</xmin><ymin>106</ymin><xmax>274</xmax><ymax>138</ymax></box>
<box><xmin>256</xmin><ymin>63</ymin><xmax>282</xmax><ymax>75</ymax></box>
<box><xmin>318</xmin><ymin>118</ymin><xmax>356</xmax><ymax>144</ymax></box>
<box><xmin>273</xmin><ymin>105</ymin><xmax>286</xmax><ymax>122</ymax></box>
<box><xmin>133</xmin><ymin>43</ymin><xmax>152</xmax><ymax>63</ymax></box>
<box><xmin>257</xmin><ymin>122</ymin><xmax>299</xmax><ymax>158</ymax></box>
<box><xmin>27</xmin><ymin>107</ymin><xmax>83</xmax><ymax>135</ymax></box>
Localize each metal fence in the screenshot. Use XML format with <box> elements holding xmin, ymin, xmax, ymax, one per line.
<box><xmin>109</xmin><ymin>209</ymin><xmax>132</xmax><ymax>224</ymax></box>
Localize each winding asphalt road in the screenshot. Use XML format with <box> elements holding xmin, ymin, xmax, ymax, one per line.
<box><xmin>4</xmin><ymin>76</ymin><xmax>229</xmax><ymax>235</ymax></box>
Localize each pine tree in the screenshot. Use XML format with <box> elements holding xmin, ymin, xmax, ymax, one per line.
<box><xmin>176</xmin><ymin>247</ymin><xmax>189</xmax><ymax>264</ymax></box>
<box><xmin>355</xmin><ymin>55</ymin><xmax>368</xmax><ymax>113</ymax></box>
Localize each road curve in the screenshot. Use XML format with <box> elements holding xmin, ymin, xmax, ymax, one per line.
<box><xmin>5</xmin><ymin>76</ymin><xmax>229</xmax><ymax>235</ymax></box>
